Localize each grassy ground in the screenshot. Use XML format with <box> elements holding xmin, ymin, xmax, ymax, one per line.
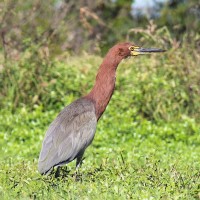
<box><xmin>0</xmin><ymin>54</ymin><xmax>200</xmax><ymax>199</ymax></box>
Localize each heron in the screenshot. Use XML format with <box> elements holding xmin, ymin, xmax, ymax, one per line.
<box><xmin>38</xmin><ymin>42</ymin><xmax>165</xmax><ymax>175</ymax></box>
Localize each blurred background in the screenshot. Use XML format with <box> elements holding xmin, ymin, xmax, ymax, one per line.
<box><xmin>0</xmin><ymin>0</ymin><xmax>200</xmax><ymax>121</ymax></box>
<box><xmin>0</xmin><ymin>2</ymin><xmax>200</xmax><ymax>198</ymax></box>
<box><xmin>0</xmin><ymin>0</ymin><xmax>200</xmax><ymax>56</ymax></box>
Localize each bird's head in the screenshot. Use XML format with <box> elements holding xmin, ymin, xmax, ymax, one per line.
<box><xmin>111</xmin><ymin>42</ymin><xmax>166</xmax><ymax>59</ymax></box>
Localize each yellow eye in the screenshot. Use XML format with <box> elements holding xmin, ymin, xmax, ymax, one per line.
<box><xmin>129</xmin><ymin>46</ymin><xmax>134</xmax><ymax>51</ymax></box>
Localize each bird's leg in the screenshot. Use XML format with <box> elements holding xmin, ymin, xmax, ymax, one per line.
<box><xmin>73</xmin><ymin>152</ymin><xmax>84</xmax><ymax>181</ymax></box>
<box><xmin>55</xmin><ymin>166</ymin><xmax>60</xmax><ymax>178</ymax></box>
<box><xmin>73</xmin><ymin>151</ymin><xmax>84</xmax><ymax>175</ymax></box>
<box><xmin>76</xmin><ymin>151</ymin><xmax>84</xmax><ymax>171</ymax></box>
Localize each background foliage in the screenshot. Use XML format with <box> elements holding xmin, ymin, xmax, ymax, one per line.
<box><xmin>0</xmin><ymin>0</ymin><xmax>200</xmax><ymax>199</ymax></box>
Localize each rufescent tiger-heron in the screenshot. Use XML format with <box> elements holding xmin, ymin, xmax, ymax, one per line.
<box><xmin>38</xmin><ymin>42</ymin><xmax>165</xmax><ymax>175</ymax></box>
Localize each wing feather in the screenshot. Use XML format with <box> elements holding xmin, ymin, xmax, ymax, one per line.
<box><xmin>38</xmin><ymin>98</ymin><xmax>97</xmax><ymax>174</ymax></box>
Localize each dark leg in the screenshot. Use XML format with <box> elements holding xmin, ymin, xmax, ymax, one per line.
<box><xmin>76</xmin><ymin>151</ymin><xmax>85</xmax><ymax>170</ymax></box>
<box><xmin>73</xmin><ymin>152</ymin><xmax>84</xmax><ymax>181</ymax></box>
<box><xmin>55</xmin><ymin>166</ymin><xmax>60</xmax><ymax>178</ymax></box>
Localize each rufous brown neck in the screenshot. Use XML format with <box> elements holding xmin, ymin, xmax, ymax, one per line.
<box><xmin>86</xmin><ymin>51</ymin><xmax>123</xmax><ymax>120</ymax></box>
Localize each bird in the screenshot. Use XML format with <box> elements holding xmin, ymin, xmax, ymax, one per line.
<box><xmin>38</xmin><ymin>42</ymin><xmax>165</xmax><ymax>175</ymax></box>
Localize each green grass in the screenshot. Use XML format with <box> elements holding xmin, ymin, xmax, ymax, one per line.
<box><xmin>0</xmin><ymin>52</ymin><xmax>200</xmax><ymax>199</ymax></box>
<box><xmin>0</xmin><ymin>106</ymin><xmax>200</xmax><ymax>199</ymax></box>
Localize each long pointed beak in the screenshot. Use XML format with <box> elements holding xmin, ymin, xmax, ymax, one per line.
<box><xmin>131</xmin><ymin>46</ymin><xmax>166</xmax><ymax>56</ymax></box>
<box><xmin>136</xmin><ymin>47</ymin><xmax>166</xmax><ymax>53</ymax></box>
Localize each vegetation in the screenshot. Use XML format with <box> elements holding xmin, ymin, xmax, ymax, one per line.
<box><xmin>0</xmin><ymin>0</ymin><xmax>200</xmax><ymax>199</ymax></box>
<box><xmin>1</xmin><ymin>42</ymin><xmax>200</xmax><ymax>198</ymax></box>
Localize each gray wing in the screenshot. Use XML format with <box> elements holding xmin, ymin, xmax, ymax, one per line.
<box><xmin>38</xmin><ymin>98</ymin><xmax>97</xmax><ymax>174</ymax></box>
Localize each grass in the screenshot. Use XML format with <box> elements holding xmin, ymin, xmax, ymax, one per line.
<box><xmin>0</xmin><ymin>51</ymin><xmax>200</xmax><ymax>199</ymax></box>
<box><xmin>0</xmin><ymin>107</ymin><xmax>200</xmax><ymax>199</ymax></box>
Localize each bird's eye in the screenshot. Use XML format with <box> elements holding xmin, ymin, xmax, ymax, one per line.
<box><xmin>129</xmin><ymin>46</ymin><xmax>134</xmax><ymax>51</ymax></box>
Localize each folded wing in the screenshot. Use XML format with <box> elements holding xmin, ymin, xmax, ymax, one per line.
<box><xmin>38</xmin><ymin>98</ymin><xmax>97</xmax><ymax>174</ymax></box>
